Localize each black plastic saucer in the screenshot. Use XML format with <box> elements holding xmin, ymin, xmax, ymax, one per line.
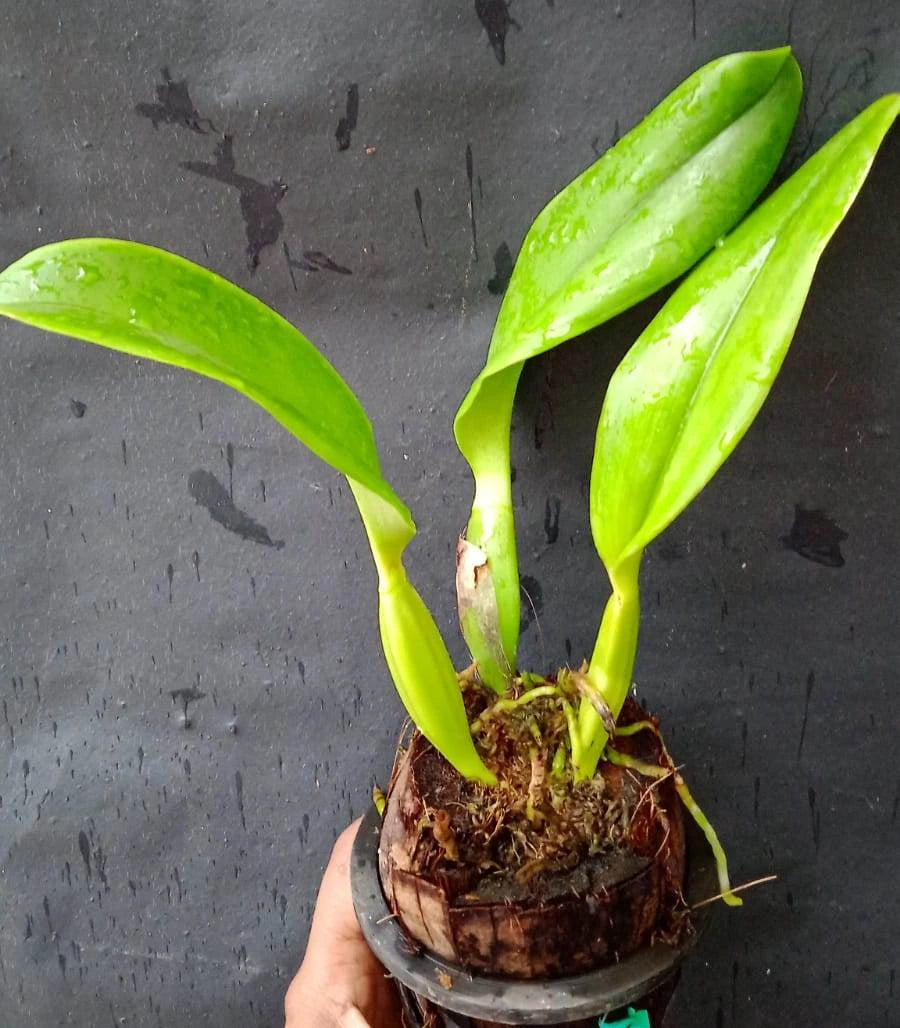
<box><xmin>351</xmin><ymin>804</ymin><xmax>716</xmax><ymax>1026</ymax></box>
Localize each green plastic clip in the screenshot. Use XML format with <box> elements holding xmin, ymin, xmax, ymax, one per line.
<box><xmin>600</xmin><ymin>1009</ymin><xmax>651</xmax><ymax>1028</ymax></box>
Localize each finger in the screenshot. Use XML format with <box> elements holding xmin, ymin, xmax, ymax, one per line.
<box><xmin>337</xmin><ymin>1008</ymin><xmax>371</xmax><ymax>1028</ymax></box>
<box><xmin>285</xmin><ymin>819</ymin><xmax>401</xmax><ymax>1027</ymax></box>
<box><xmin>305</xmin><ymin>819</ymin><xmax>365</xmax><ymax>951</ymax></box>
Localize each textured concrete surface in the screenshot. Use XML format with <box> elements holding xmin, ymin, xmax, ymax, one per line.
<box><xmin>0</xmin><ymin>2</ymin><xmax>897</xmax><ymax>1025</ymax></box>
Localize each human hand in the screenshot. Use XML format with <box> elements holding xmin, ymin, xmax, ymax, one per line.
<box><xmin>285</xmin><ymin>819</ymin><xmax>403</xmax><ymax>1028</ymax></box>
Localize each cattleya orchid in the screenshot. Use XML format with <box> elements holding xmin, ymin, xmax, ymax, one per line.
<box><xmin>1</xmin><ymin>48</ymin><xmax>895</xmax><ymax>903</ymax></box>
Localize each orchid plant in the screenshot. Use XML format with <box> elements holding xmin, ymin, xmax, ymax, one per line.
<box><xmin>1</xmin><ymin>50</ymin><xmax>895</xmax><ymax>902</ymax></box>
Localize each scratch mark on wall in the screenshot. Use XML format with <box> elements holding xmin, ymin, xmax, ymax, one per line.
<box><xmin>475</xmin><ymin>0</ymin><xmax>520</xmax><ymax>66</ymax></box>
<box><xmin>465</xmin><ymin>143</ymin><xmax>479</xmax><ymax>261</ymax></box>
<box><xmin>335</xmin><ymin>83</ymin><xmax>359</xmax><ymax>151</ymax></box>
<box><xmin>283</xmin><ymin>242</ymin><xmax>352</xmax><ymax>287</ymax></box>
<box><xmin>414</xmin><ymin>187</ymin><xmax>428</xmax><ymax>248</ymax></box>
<box><xmin>782</xmin><ymin>505</ymin><xmax>847</xmax><ymax>567</ymax></box>
<box><xmin>135</xmin><ymin>67</ymin><xmax>216</xmax><ymax>134</ymax></box>
<box><xmin>487</xmin><ymin>242</ymin><xmax>513</xmax><ymax>294</ymax></box>
<box><xmin>187</xmin><ymin>470</ymin><xmax>284</xmax><ymax>548</ymax></box>
<box><xmin>182</xmin><ymin>136</ymin><xmax>287</xmax><ymax>272</ymax></box>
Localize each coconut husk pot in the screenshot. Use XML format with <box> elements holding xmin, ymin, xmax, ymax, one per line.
<box><xmin>351</xmin><ymin>697</ymin><xmax>717</xmax><ymax>1026</ymax></box>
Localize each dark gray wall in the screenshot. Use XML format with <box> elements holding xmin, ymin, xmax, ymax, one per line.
<box><xmin>1</xmin><ymin>2</ymin><xmax>897</xmax><ymax>1026</ymax></box>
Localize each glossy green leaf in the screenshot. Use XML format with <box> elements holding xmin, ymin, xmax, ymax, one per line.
<box><xmin>578</xmin><ymin>94</ymin><xmax>899</xmax><ymax>777</ymax></box>
<box><xmin>0</xmin><ymin>239</ymin><xmax>494</xmax><ymax>783</ymax></box>
<box><xmin>0</xmin><ymin>238</ymin><xmax>412</xmax><ymax>539</ymax></box>
<box><xmin>454</xmin><ymin>47</ymin><xmax>803</xmax><ymax>685</ymax></box>
<box><xmin>591</xmin><ymin>94</ymin><xmax>900</xmax><ymax>571</ymax></box>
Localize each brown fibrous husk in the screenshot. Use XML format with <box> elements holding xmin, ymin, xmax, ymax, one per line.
<box><xmin>379</xmin><ymin>677</ymin><xmax>690</xmax><ymax>979</ymax></box>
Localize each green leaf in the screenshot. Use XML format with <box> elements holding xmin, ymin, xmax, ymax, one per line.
<box><xmin>0</xmin><ymin>238</ymin><xmax>412</xmax><ymax>544</ymax></box>
<box><xmin>590</xmin><ymin>94</ymin><xmax>900</xmax><ymax>572</ymax></box>
<box><xmin>578</xmin><ymin>94</ymin><xmax>898</xmax><ymax>778</ymax></box>
<box><xmin>0</xmin><ymin>238</ymin><xmax>494</xmax><ymax>782</ymax></box>
<box><xmin>454</xmin><ymin>48</ymin><xmax>803</xmax><ymax>684</ymax></box>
